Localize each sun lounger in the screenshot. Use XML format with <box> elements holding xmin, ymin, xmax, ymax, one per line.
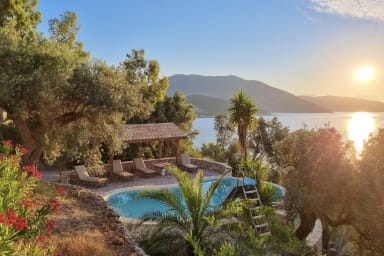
<box><xmin>113</xmin><ymin>159</ymin><xmax>134</xmax><ymax>180</ymax></box>
<box><xmin>74</xmin><ymin>165</ymin><xmax>109</xmax><ymax>187</ymax></box>
<box><xmin>133</xmin><ymin>157</ymin><xmax>157</xmax><ymax>177</ymax></box>
<box><xmin>180</xmin><ymin>153</ymin><xmax>198</xmax><ymax>172</ymax></box>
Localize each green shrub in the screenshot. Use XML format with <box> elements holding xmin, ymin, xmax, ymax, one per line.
<box><xmin>0</xmin><ymin>140</ymin><xmax>63</xmax><ymax>255</ymax></box>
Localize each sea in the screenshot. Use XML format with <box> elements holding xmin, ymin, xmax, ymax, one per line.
<box><xmin>192</xmin><ymin>112</ymin><xmax>384</xmax><ymax>151</ymax></box>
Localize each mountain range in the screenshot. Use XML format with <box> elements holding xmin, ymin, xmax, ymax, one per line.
<box><xmin>167</xmin><ymin>74</ymin><xmax>384</xmax><ymax>116</ymax></box>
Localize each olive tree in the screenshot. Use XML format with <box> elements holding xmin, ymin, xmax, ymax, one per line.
<box><xmin>0</xmin><ymin>19</ymin><xmax>146</xmax><ymax>166</ymax></box>
<box><xmin>274</xmin><ymin>128</ymin><xmax>358</xmax><ymax>241</ymax></box>
<box><xmin>0</xmin><ymin>0</ymin><xmax>41</xmax><ymax>32</ymax></box>
<box><xmin>356</xmin><ymin>129</ymin><xmax>384</xmax><ymax>254</ymax></box>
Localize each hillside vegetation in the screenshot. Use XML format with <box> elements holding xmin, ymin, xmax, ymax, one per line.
<box><xmin>171</xmin><ymin>75</ymin><xmax>384</xmax><ymax>116</ymax></box>
<box><xmin>187</xmin><ymin>95</ymin><xmax>230</xmax><ymax>116</ymax></box>
<box><xmin>169</xmin><ymin>74</ymin><xmax>330</xmax><ymax>114</ymax></box>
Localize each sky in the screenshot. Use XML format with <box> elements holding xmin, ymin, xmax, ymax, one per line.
<box><xmin>37</xmin><ymin>0</ymin><xmax>384</xmax><ymax>101</ymax></box>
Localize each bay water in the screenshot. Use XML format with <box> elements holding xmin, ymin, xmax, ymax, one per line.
<box><xmin>192</xmin><ymin>112</ymin><xmax>384</xmax><ymax>150</ymax></box>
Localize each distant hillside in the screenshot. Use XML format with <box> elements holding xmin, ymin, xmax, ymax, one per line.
<box><xmin>300</xmin><ymin>96</ymin><xmax>384</xmax><ymax>112</ymax></box>
<box><xmin>187</xmin><ymin>95</ymin><xmax>231</xmax><ymax>116</ymax></box>
<box><xmin>169</xmin><ymin>74</ymin><xmax>330</xmax><ymax>114</ymax></box>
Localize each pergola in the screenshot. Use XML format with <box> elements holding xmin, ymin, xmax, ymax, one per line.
<box><xmin>120</xmin><ymin>122</ymin><xmax>187</xmax><ymax>160</ymax></box>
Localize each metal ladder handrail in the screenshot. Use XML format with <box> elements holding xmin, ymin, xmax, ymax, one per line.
<box><xmin>240</xmin><ymin>168</ymin><xmax>271</xmax><ymax>237</ymax></box>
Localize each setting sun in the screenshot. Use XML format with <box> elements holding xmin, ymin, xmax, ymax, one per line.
<box><xmin>355</xmin><ymin>66</ymin><xmax>374</xmax><ymax>81</ymax></box>
<box><xmin>347</xmin><ymin>112</ymin><xmax>375</xmax><ymax>155</ymax></box>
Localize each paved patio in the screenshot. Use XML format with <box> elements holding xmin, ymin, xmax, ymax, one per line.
<box><xmin>40</xmin><ymin>168</ymin><xmax>224</xmax><ymax>198</ymax></box>
<box><xmin>92</xmin><ymin>169</ymin><xmax>223</xmax><ymax>197</ymax></box>
<box><xmin>40</xmin><ymin>167</ymin><xmax>61</xmax><ymax>182</ymax></box>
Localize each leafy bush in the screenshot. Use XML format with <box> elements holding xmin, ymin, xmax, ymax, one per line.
<box><xmin>237</xmin><ymin>158</ymin><xmax>279</xmax><ymax>206</ymax></box>
<box><xmin>0</xmin><ymin>140</ymin><xmax>64</xmax><ymax>255</ymax></box>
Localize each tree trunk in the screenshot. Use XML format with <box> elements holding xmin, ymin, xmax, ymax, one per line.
<box><xmin>238</xmin><ymin>124</ymin><xmax>247</xmax><ymax>160</ymax></box>
<box><xmin>13</xmin><ymin>116</ymin><xmax>43</xmax><ymax>167</ymax></box>
<box><xmin>108</xmin><ymin>146</ymin><xmax>114</xmax><ymax>179</ymax></box>
<box><xmin>322</xmin><ymin>220</ymin><xmax>330</xmax><ymax>252</ymax></box>
<box><xmin>244</xmin><ymin>129</ymin><xmax>248</xmax><ymax>160</ymax></box>
<box><xmin>295</xmin><ymin>211</ymin><xmax>317</xmax><ymax>240</ymax></box>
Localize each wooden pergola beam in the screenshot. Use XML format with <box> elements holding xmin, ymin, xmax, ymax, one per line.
<box><xmin>175</xmin><ymin>138</ymin><xmax>180</xmax><ymax>164</ymax></box>
<box><xmin>158</xmin><ymin>140</ymin><xmax>163</xmax><ymax>158</ymax></box>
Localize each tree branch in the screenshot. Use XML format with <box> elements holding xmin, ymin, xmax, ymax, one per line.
<box><xmin>55</xmin><ymin>111</ymin><xmax>83</xmax><ymax>126</ymax></box>
<box><xmin>321</xmin><ymin>213</ymin><xmax>354</xmax><ymax>227</ymax></box>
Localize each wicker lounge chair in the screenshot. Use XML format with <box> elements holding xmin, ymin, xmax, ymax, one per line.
<box><xmin>180</xmin><ymin>153</ymin><xmax>198</xmax><ymax>172</ymax></box>
<box><xmin>74</xmin><ymin>165</ymin><xmax>109</xmax><ymax>187</ymax></box>
<box><xmin>113</xmin><ymin>159</ymin><xmax>134</xmax><ymax>180</ymax></box>
<box><xmin>133</xmin><ymin>157</ymin><xmax>157</xmax><ymax>177</ymax></box>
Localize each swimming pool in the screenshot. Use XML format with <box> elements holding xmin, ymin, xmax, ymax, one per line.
<box><xmin>107</xmin><ymin>176</ymin><xmax>257</xmax><ymax>219</ymax></box>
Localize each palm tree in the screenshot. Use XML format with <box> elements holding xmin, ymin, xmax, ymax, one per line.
<box><xmin>136</xmin><ymin>167</ymin><xmax>225</xmax><ymax>256</ymax></box>
<box><xmin>228</xmin><ymin>90</ymin><xmax>258</xmax><ymax>160</ymax></box>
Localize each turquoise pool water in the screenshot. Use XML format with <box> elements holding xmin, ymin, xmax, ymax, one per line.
<box><xmin>107</xmin><ymin>176</ymin><xmax>257</xmax><ymax>219</ymax></box>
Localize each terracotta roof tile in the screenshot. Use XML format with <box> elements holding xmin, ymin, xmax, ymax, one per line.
<box><xmin>121</xmin><ymin>123</ymin><xmax>187</xmax><ymax>143</ymax></box>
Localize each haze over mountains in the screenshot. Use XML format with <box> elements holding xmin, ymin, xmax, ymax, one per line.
<box><xmin>300</xmin><ymin>96</ymin><xmax>384</xmax><ymax>112</ymax></box>
<box><xmin>168</xmin><ymin>74</ymin><xmax>384</xmax><ymax>116</ymax></box>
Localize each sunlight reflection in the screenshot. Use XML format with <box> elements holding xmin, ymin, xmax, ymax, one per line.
<box><xmin>347</xmin><ymin>112</ymin><xmax>375</xmax><ymax>155</ymax></box>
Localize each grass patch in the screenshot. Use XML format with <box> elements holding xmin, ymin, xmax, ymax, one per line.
<box><xmin>57</xmin><ymin>234</ymin><xmax>109</xmax><ymax>256</ymax></box>
<box><xmin>28</xmin><ymin>182</ymin><xmax>139</xmax><ymax>255</ymax></box>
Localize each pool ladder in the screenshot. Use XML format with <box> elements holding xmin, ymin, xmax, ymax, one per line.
<box><xmin>240</xmin><ymin>170</ymin><xmax>271</xmax><ymax>237</ymax></box>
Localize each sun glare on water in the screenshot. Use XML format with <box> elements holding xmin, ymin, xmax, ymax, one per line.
<box><xmin>347</xmin><ymin>112</ymin><xmax>375</xmax><ymax>154</ymax></box>
<box><xmin>354</xmin><ymin>66</ymin><xmax>374</xmax><ymax>81</ymax></box>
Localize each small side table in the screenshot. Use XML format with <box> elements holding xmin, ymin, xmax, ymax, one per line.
<box><xmin>152</xmin><ymin>162</ymin><xmax>173</xmax><ymax>176</ymax></box>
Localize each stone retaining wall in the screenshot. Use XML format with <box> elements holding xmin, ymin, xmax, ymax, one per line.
<box><xmin>60</xmin><ymin>170</ymin><xmax>78</xmax><ymax>184</ymax></box>
<box><xmin>119</xmin><ymin>157</ymin><xmax>231</xmax><ymax>174</ymax></box>
<box><xmin>189</xmin><ymin>157</ymin><xmax>232</xmax><ymax>173</ymax></box>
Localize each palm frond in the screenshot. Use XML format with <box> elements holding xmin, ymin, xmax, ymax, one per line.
<box><xmin>202</xmin><ymin>173</ymin><xmax>226</xmax><ymax>211</ymax></box>
<box><xmin>137</xmin><ymin>188</ymin><xmax>188</xmax><ymax>218</ymax></box>
<box><xmin>168</xmin><ymin>167</ymin><xmax>203</xmax><ymax>218</ymax></box>
<box><xmin>141</xmin><ymin>226</ymin><xmax>189</xmax><ymax>255</ymax></box>
<box><xmin>140</xmin><ymin>210</ymin><xmax>190</xmax><ymax>233</ymax></box>
<box><xmin>169</xmin><ymin>167</ymin><xmax>195</xmax><ymax>196</ymax></box>
<box><xmin>136</xmin><ymin>167</ymin><xmax>229</xmax><ymax>255</ymax></box>
<box><xmin>187</xmin><ymin>170</ymin><xmax>204</xmax><ymax>220</ymax></box>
